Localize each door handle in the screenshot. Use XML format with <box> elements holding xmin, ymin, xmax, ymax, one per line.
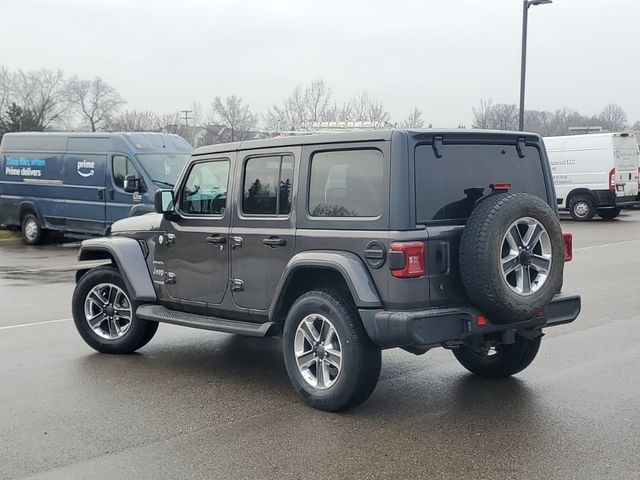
<box><xmin>206</xmin><ymin>235</ymin><xmax>227</xmax><ymax>245</ymax></box>
<box><xmin>97</xmin><ymin>189</ymin><xmax>105</xmax><ymax>200</ymax></box>
<box><xmin>262</xmin><ymin>236</ymin><xmax>286</xmax><ymax>247</ymax></box>
<box><xmin>109</xmin><ymin>189</ymin><xmax>115</xmax><ymax>200</ymax></box>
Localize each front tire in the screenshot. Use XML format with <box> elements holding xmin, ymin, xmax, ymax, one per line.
<box><xmin>453</xmin><ymin>335</ymin><xmax>541</xmax><ymax>378</ymax></box>
<box><xmin>72</xmin><ymin>266</ymin><xmax>158</xmax><ymax>354</ymax></box>
<box><xmin>597</xmin><ymin>207</ymin><xmax>621</xmax><ymax>220</ymax></box>
<box><xmin>283</xmin><ymin>289</ymin><xmax>381</xmax><ymax>411</ymax></box>
<box><xmin>568</xmin><ymin>195</ymin><xmax>595</xmax><ymax>221</ymax></box>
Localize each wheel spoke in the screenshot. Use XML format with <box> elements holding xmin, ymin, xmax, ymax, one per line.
<box><xmin>114</xmin><ymin>307</ymin><xmax>131</xmax><ymax>320</ymax></box>
<box><xmin>318</xmin><ymin>319</ymin><xmax>330</xmax><ymax>343</ymax></box>
<box><xmin>521</xmin><ymin>265</ymin><xmax>532</xmax><ymax>293</ymax></box>
<box><xmin>88</xmin><ymin>313</ymin><xmax>106</xmax><ymax>329</ymax></box>
<box><xmin>502</xmin><ymin>254</ymin><xmax>520</xmax><ymax>275</ymax></box>
<box><xmin>315</xmin><ymin>358</ymin><xmax>327</xmax><ymax>388</ymax></box>
<box><xmin>296</xmin><ymin>351</ymin><xmax>315</xmax><ymax>369</ymax></box>
<box><xmin>299</xmin><ymin>320</ymin><xmax>319</xmax><ymax>344</ymax></box>
<box><xmin>506</xmin><ymin>225</ymin><xmax>524</xmax><ymax>249</ymax></box>
<box><xmin>524</xmin><ymin>224</ymin><xmax>544</xmax><ymax>249</ymax></box>
<box><xmin>107</xmin><ymin>285</ymin><xmax>117</xmax><ymax>304</ymax></box>
<box><xmin>530</xmin><ymin>255</ymin><xmax>550</xmax><ymax>273</ymax></box>
<box><xmin>325</xmin><ymin>348</ymin><xmax>341</xmax><ymax>369</ymax></box>
<box><xmin>88</xmin><ymin>291</ymin><xmax>106</xmax><ymax>308</ymax></box>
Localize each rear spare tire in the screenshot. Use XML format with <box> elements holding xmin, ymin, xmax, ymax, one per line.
<box><xmin>459</xmin><ymin>193</ymin><xmax>564</xmax><ymax>323</ymax></box>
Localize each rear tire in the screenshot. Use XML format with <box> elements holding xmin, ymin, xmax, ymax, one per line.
<box><xmin>21</xmin><ymin>213</ymin><xmax>44</xmax><ymax>245</ymax></box>
<box><xmin>453</xmin><ymin>335</ymin><xmax>541</xmax><ymax>378</ymax></box>
<box><xmin>282</xmin><ymin>289</ymin><xmax>381</xmax><ymax>411</ymax></box>
<box><xmin>597</xmin><ymin>208</ymin><xmax>621</xmax><ymax>220</ymax></box>
<box><xmin>72</xmin><ymin>266</ymin><xmax>158</xmax><ymax>354</ymax></box>
<box><xmin>568</xmin><ymin>195</ymin><xmax>595</xmax><ymax>221</ymax></box>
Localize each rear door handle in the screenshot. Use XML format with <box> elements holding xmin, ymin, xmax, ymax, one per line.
<box><xmin>206</xmin><ymin>235</ymin><xmax>227</xmax><ymax>245</ymax></box>
<box><xmin>97</xmin><ymin>189</ymin><xmax>105</xmax><ymax>200</ymax></box>
<box><xmin>262</xmin><ymin>236</ymin><xmax>286</xmax><ymax>247</ymax></box>
<box><xmin>109</xmin><ymin>189</ymin><xmax>115</xmax><ymax>200</ymax></box>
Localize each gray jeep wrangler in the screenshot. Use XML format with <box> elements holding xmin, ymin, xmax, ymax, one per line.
<box><xmin>72</xmin><ymin>129</ymin><xmax>580</xmax><ymax>411</ymax></box>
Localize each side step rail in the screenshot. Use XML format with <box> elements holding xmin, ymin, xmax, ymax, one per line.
<box><xmin>136</xmin><ymin>304</ymin><xmax>279</xmax><ymax>337</ymax></box>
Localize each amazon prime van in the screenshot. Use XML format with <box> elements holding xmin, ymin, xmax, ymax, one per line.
<box><xmin>543</xmin><ymin>133</ymin><xmax>640</xmax><ymax>220</ymax></box>
<box><xmin>0</xmin><ymin>132</ymin><xmax>192</xmax><ymax>244</ymax></box>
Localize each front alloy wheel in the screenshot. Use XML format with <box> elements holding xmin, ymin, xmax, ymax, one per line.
<box><xmin>84</xmin><ymin>283</ymin><xmax>133</xmax><ymax>340</ymax></box>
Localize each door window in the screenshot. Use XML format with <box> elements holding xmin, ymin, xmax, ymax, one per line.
<box><xmin>242</xmin><ymin>155</ymin><xmax>294</xmax><ymax>215</ymax></box>
<box><xmin>112</xmin><ymin>155</ymin><xmax>140</xmax><ymax>190</ymax></box>
<box><xmin>180</xmin><ymin>160</ymin><xmax>230</xmax><ymax>215</ymax></box>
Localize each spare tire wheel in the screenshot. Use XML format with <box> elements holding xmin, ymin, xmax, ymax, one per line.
<box><xmin>459</xmin><ymin>193</ymin><xmax>564</xmax><ymax>323</ymax></box>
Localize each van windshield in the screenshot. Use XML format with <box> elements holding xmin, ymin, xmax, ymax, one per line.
<box><xmin>136</xmin><ymin>153</ymin><xmax>189</xmax><ymax>187</ymax></box>
<box><xmin>414</xmin><ymin>143</ymin><xmax>548</xmax><ymax>223</ymax></box>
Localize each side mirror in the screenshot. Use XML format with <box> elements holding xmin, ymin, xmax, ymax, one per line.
<box><xmin>124</xmin><ymin>174</ymin><xmax>142</xmax><ymax>193</ymax></box>
<box><xmin>154</xmin><ymin>189</ymin><xmax>175</xmax><ymax>214</ymax></box>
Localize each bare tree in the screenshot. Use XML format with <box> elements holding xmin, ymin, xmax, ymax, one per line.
<box><xmin>0</xmin><ymin>65</ymin><xmax>10</xmax><ymax>116</ymax></box>
<box><xmin>107</xmin><ymin>110</ymin><xmax>161</xmax><ymax>132</ymax></box>
<box><xmin>599</xmin><ymin>104</ymin><xmax>627</xmax><ymax>132</ymax></box>
<box><xmin>68</xmin><ymin>76</ymin><xmax>125</xmax><ymax>132</ymax></box>
<box><xmin>351</xmin><ymin>91</ymin><xmax>390</xmax><ymax>128</ymax></box>
<box><xmin>305</xmin><ymin>78</ymin><xmax>331</xmax><ymax>124</ymax></box>
<box><xmin>11</xmin><ymin>68</ymin><xmax>70</xmax><ymax>128</ymax></box>
<box><xmin>210</xmin><ymin>95</ymin><xmax>258</xmax><ymax>142</ymax></box>
<box><xmin>472</xmin><ymin>99</ymin><xmax>494</xmax><ymax>129</ymax></box>
<box><xmin>400</xmin><ymin>107</ymin><xmax>425</xmax><ymax>129</ymax></box>
<box><xmin>632</xmin><ymin>120</ymin><xmax>640</xmax><ymax>131</ymax></box>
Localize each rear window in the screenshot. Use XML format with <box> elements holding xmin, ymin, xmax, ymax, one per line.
<box><xmin>415</xmin><ymin>144</ymin><xmax>548</xmax><ymax>223</ymax></box>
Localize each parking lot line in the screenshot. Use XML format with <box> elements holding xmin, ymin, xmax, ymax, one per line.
<box><xmin>0</xmin><ymin>318</ymin><xmax>72</xmax><ymax>330</ymax></box>
<box><xmin>574</xmin><ymin>238</ymin><xmax>640</xmax><ymax>251</ymax></box>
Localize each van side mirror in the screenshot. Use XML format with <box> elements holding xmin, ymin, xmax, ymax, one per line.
<box><xmin>154</xmin><ymin>189</ymin><xmax>175</xmax><ymax>214</ymax></box>
<box><xmin>124</xmin><ymin>174</ymin><xmax>142</xmax><ymax>193</ymax></box>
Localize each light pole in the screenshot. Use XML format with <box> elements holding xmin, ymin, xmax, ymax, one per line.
<box><xmin>519</xmin><ymin>0</ymin><xmax>552</xmax><ymax>131</ymax></box>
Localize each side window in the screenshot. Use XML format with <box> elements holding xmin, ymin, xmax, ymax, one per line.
<box><xmin>180</xmin><ymin>160</ymin><xmax>230</xmax><ymax>216</ymax></box>
<box><xmin>112</xmin><ymin>155</ymin><xmax>139</xmax><ymax>189</ymax></box>
<box><xmin>309</xmin><ymin>149</ymin><xmax>383</xmax><ymax>217</ymax></box>
<box><xmin>242</xmin><ymin>154</ymin><xmax>294</xmax><ymax>215</ymax></box>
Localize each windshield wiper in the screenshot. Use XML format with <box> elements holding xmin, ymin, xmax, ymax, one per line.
<box><xmin>153</xmin><ymin>180</ymin><xmax>174</xmax><ymax>188</ymax></box>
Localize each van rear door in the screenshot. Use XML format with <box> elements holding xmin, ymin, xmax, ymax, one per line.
<box><xmin>612</xmin><ymin>134</ymin><xmax>639</xmax><ymax>198</ymax></box>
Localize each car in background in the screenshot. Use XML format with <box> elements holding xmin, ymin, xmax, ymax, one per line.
<box><xmin>0</xmin><ymin>132</ymin><xmax>192</xmax><ymax>244</ymax></box>
<box><xmin>544</xmin><ymin>132</ymin><xmax>640</xmax><ymax>220</ymax></box>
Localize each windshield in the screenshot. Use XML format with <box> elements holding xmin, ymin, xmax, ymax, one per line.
<box><xmin>136</xmin><ymin>153</ymin><xmax>189</xmax><ymax>186</ymax></box>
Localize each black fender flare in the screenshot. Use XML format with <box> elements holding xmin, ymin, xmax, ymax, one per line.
<box><xmin>78</xmin><ymin>237</ymin><xmax>157</xmax><ymax>302</ymax></box>
<box><xmin>269</xmin><ymin>250</ymin><xmax>382</xmax><ymax>321</ymax></box>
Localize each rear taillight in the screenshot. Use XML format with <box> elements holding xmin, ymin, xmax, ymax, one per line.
<box><xmin>563</xmin><ymin>233</ymin><xmax>573</xmax><ymax>262</ymax></box>
<box><xmin>390</xmin><ymin>242</ymin><xmax>426</xmax><ymax>278</ymax></box>
<box><xmin>609</xmin><ymin>168</ymin><xmax>616</xmax><ymax>192</ymax></box>
<box><xmin>637</xmin><ymin>167</ymin><xmax>639</xmax><ymax>189</ymax></box>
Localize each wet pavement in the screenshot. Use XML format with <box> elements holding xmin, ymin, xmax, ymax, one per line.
<box><xmin>1</xmin><ymin>212</ymin><xmax>639</xmax><ymax>479</ymax></box>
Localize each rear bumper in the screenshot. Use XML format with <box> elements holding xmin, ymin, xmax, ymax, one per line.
<box><xmin>592</xmin><ymin>190</ymin><xmax>640</xmax><ymax>208</ymax></box>
<box><xmin>359</xmin><ymin>294</ymin><xmax>581</xmax><ymax>349</ymax></box>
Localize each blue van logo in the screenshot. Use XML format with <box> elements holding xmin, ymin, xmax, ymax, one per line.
<box><xmin>76</xmin><ymin>160</ymin><xmax>95</xmax><ymax>177</ymax></box>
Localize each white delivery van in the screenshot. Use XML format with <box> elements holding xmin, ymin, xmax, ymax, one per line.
<box><xmin>543</xmin><ymin>133</ymin><xmax>640</xmax><ymax>220</ymax></box>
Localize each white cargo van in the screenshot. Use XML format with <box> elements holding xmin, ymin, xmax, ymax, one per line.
<box><xmin>543</xmin><ymin>133</ymin><xmax>640</xmax><ymax>220</ymax></box>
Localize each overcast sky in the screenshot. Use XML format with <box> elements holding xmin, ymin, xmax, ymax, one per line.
<box><xmin>1</xmin><ymin>0</ymin><xmax>638</xmax><ymax>127</ymax></box>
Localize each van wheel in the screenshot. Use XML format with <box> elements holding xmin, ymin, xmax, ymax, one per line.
<box><xmin>72</xmin><ymin>266</ymin><xmax>158</xmax><ymax>354</ymax></box>
<box><xmin>21</xmin><ymin>213</ymin><xmax>45</xmax><ymax>245</ymax></box>
<box><xmin>568</xmin><ymin>195</ymin><xmax>595</xmax><ymax>221</ymax></box>
<box><xmin>597</xmin><ymin>208</ymin><xmax>621</xmax><ymax>220</ymax></box>
<box><xmin>453</xmin><ymin>335</ymin><xmax>541</xmax><ymax>377</ymax></box>
<box><xmin>282</xmin><ymin>289</ymin><xmax>381</xmax><ymax>412</ymax></box>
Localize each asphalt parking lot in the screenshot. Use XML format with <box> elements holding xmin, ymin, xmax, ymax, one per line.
<box><xmin>1</xmin><ymin>212</ymin><xmax>639</xmax><ymax>480</ymax></box>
